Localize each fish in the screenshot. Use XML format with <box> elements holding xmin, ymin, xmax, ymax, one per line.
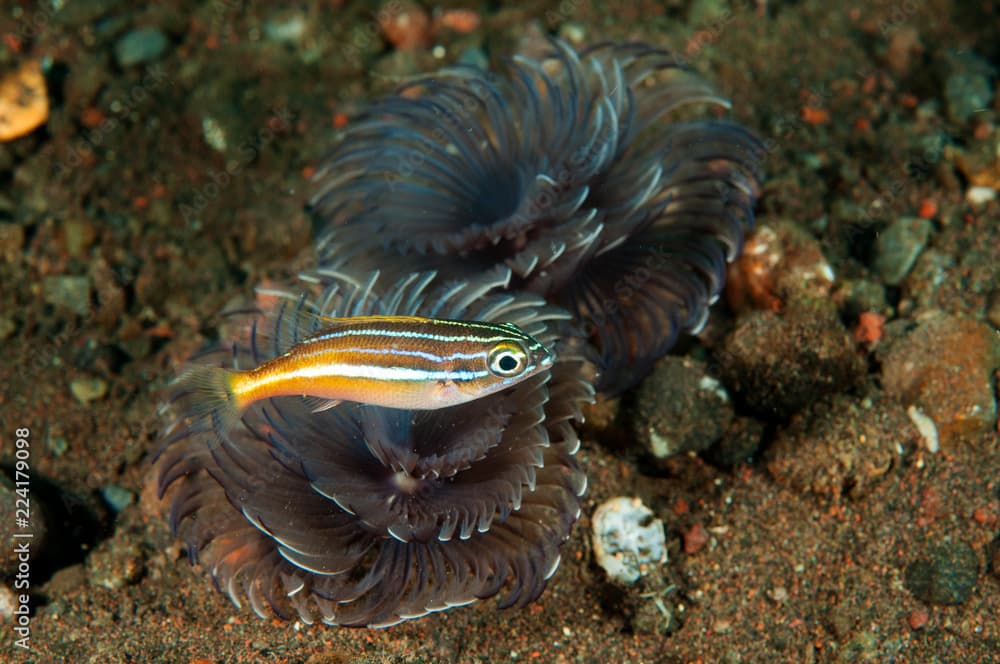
<box><xmin>174</xmin><ymin>314</ymin><xmax>555</xmax><ymax>430</ymax></box>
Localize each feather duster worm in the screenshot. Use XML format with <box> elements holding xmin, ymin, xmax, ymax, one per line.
<box><xmin>156</xmin><ymin>269</ymin><xmax>594</xmax><ymax>627</ymax></box>
<box><xmin>310</xmin><ymin>40</ymin><xmax>764</xmax><ymax>393</ymax></box>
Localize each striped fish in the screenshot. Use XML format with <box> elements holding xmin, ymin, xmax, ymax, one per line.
<box><xmin>176</xmin><ymin>315</ymin><xmax>554</xmax><ymax>429</ymax></box>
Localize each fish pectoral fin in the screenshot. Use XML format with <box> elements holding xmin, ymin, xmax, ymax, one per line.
<box><xmin>301</xmin><ymin>396</ymin><xmax>342</xmax><ymax>413</ymax></box>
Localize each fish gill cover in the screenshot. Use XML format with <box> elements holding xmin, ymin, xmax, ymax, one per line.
<box><xmin>156</xmin><ymin>38</ymin><xmax>762</xmax><ymax>627</ymax></box>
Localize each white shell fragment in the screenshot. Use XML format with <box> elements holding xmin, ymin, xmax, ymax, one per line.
<box><xmin>591</xmin><ymin>496</ymin><xmax>667</xmax><ymax>585</ymax></box>
<box><xmin>906</xmin><ymin>405</ymin><xmax>940</xmax><ymax>454</ymax></box>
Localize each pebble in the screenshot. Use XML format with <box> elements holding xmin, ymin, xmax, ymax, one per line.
<box><xmin>101</xmin><ymin>485</ymin><xmax>134</xmax><ymax>513</ymax></box>
<box><xmin>966</xmin><ymin>185</ymin><xmax>997</xmax><ymax>205</ymax></box>
<box><xmin>263</xmin><ymin>9</ymin><xmax>307</xmax><ymax>44</ymax></box>
<box><xmin>0</xmin><ymin>60</ymin><xmax>49</xmax><ymax>142</ymax></box>
<box><xmin>906</xmin><ymin>405</ymin><xmax>940</xmax><ymax>453</ymax></box>
<box><xmin>558</xmin><ymin>22</ymin><xmax>586</xmax><ymax>46</ymax></box>
<box><xmin>872</xmin><ymin>216</ymin><xmax>932</xmax><ymax>286</ymax></box>
<box><xmin>63</xmin><ymin>217</ymin><xmax>97</xmax><ymax>258</ymax></box>
<box><xmin>89</xmin><ymin>257</ymin><xmax>126</xmax><ymax>329</ymax></box>
<box><xmin>908</xmin><ymin>608</ymin><xmax>930</xmax><ymax>631</ymax></box>
<box><xmin>0</xmin><ymin>316</ymin><xmax>14</xmax><ymax>342</ymax></box>
<box><xmin>200</xmin><ymin>115</ymin><xmax>227</xmax><ymax>152</ymax></box>
<box><xmin>591</xmin><ymin>497</ymin><xmax>667</xmax><ymax>586</ymax></box>
<box><xmin>0</xmin><ymin>222</ymin><xmax>25</xmax><ymax>263</ymax></box>
<box><xmin>879</xmin><ymin>313</ymin><xmax>1000</xmax><ymax>446</ymax></box>
<box><xmin>717</xmin><ymin>300</ymin><xmax>865</xmax><ymax>419</ymax></box>
<box><xmin>0</xmin><ymin>584</ymin><xmax>17</xmax><ymax>623</ymax></box>
<box><xmin>42</xmin><ymin>275</ymin><xmax>91</xmax><ymax>316</ymax></box>
<box><xmin>941</xmin><ymin>50</ymin><xmax>995</xmax><ymax>125</ymax></box>
<box><xmin>69</xmin><ymin>376</ymin><xmax>108</xmax><ymax>404</ymax></box>
<box><xmin>46</xmin><ymin>435</ymin><xmax>69</xmax><ymax>457</ymax></box>
<box><xmin>631</xmin><ymin>357</ymin><xmax>733</xmax><ymax>464</ymax></box>
<box><xmin>885</xmin><ymin>27</ymin><xmax>922</xmax><ymax>77</ymax></box>
<box><xmin>726</xmin><ymin>221</ymin><xmax>835</xmax><ymax>313</ymax></box>
<box><xmin>114</xmin><ymin>26</ymin><xmax>169</xmax><ymax>68</ymax></box>
<box><xmin>766</xmin><ymin>393</ymin><xmax>913</xmax><ymax>499</ymax></box>
<box><xmin>682</xmin><ymin>524</ymin><xmax>710</xmax><ymax>555</ymax></box>
<box><xmin>904</xmin><ymin>541</ymin><xmax>978</xmax><ymax>606</ymax></box>
<box><xmin>378</xmin><ymin>1</ymin><xmax>432</xmax><ymax>51</ymax></box>
<box><xmin>86</xmin><ymin>538</ymin><xmax>145</xmax><ymax>591</ymax></box>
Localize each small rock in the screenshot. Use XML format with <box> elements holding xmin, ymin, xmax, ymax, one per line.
<box><xmin>263</xmin><ymin>9</ymin><xmax>307</xmax><ymax>44</ymax></box>
<box><xmin>872</xmin><ymin>216</ymin><xmax>933</xmax><ymax>286</ymax></box>
<box><xmin>717</xmin><ymin>300</ymin><xmax>865</xmax><ymax>419</ymax></box>
<box><xmin>0</xmin><ymin>584</ymin><xmax>18</xmax><ymax>623</ymax></box>
<box><xmin>378</xmin><ymin>1</ymin><xmax>432</xmax><ymax>51</ymax></box>
<box><xmin>101</xmin><ymin>485</ymin><xmax>134</xmax><ymax>513</ymax></box>
<box><xmin>766</xmin><ymin>394</ymin><xmax>914</xmax><ymax>499</ymax></box>
<box><xmin>42</xmin><ymin>275</ymin><xmax>91</xmax><ymax>316</ymax></box>
<box><xmin>632</xmin><ymin>357</ymin><xmax>733</xmax><ymax>463</ymax></box>
<box><xmin>885</xmin><ymin>27</ymin><xmax>922</xmax><ymax>77</ymax></box>
<box><xmin>69</xmin><ymin>376</ymin><xmax>107</xmax><ymax>404</ymax></box>
<box><xmin>435</xmin><ymin>9</ymin><xmax>481</xmax><ymax>35</ymax></box>
<box><xmin>966</xmin><ymin>185</ymin><xmax>997</xmax><ymax>205</ymax></box>
<box><xmin>941</xmin><ymin>50</ymin><xmax>995</xmax><ymax>125</ymax></box>
<box><xmin>90</xmin><ymin>257</ymin><xmax>126</xmax><ymax>329</ymax></box>
<box><xmin>114</xmin><ymin>26</ymin><xmax>169</xmax><ymax>68</ymax></box>
<box><xmin>46</xmin><ymin>435</ymin><xmax>68</xmax><ymax>457</ymax></box>
<box><xmin>591</xmin><ymin>497</ymin><xmax>667</xmax><ymax>585</ymax></box>
<box><xmin>905</xmin><ymin>541</ymin><xmax>978</xmax><ymax>606</ymax></box>
<box><xmin>557</xmin><ymin>22</ymin><xmax>586</xmax><ymax>46</ymax></box>
<box><xmin>682</xmin><ymin>523</ymin><xmax>710</xmax><ymax>555</ymax></box>
<box><xmin>908</xmin><ymin>608</ymin><xmax>930</xmax><ymax>631</ymax></box>
<box><xmin>200</xmin><ymin>115</ymin><xmax>227</xmax><ymax>152</ymax></box>
<box><xmin>63</xmin><ymin>218</ymin><xmax>97</xmax><ymax>258</ymax></box>
<box><xmin>726</xmin><ymin>221</ymin><xmax>835</xmax><ymax>313</ymax></box>
<box><xmin>880</xmin><ymin>313</ymin><xmax>1000</xmax><ymax>446</ymax></box>
<box><xmin>0</xmin><ymin>222</ymin><xmax>24</xmax><ymax>263</ymax></box>
<box><xmin>86</xmin><ymin>538</ymin><xmax>145</xmax><ymax>591</ymax></box>
<box><xmin>906</xmin><ymin>405</ymin><xmax>940</xmax><ymax>453</ymax></box>
<box><xmin>0</xmin><ymin>60</ymin><xmax>49</xmax><ymax>141</ymax></box>
<box><xmin>0</xmin><ymin>316</ymin><xmax>14</xmax><ymax>341</ymax></box>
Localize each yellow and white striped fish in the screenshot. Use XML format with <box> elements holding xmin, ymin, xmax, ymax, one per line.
<box><xmin>176</xmin><ymin>315</ymin><xmax>554</xmax><ymax>428</ymax></box>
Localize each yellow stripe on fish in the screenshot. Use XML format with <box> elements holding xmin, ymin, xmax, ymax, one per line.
<box><xmin>175</xmin><ymin>315</ymin><xmax>554</xmax><ymax>430</ymax></box>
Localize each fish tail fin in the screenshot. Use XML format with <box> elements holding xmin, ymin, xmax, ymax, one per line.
<box><xmin>172</xmin><ymin>365</ymin><xmax>243</xmax><ymax>432</ymax></box>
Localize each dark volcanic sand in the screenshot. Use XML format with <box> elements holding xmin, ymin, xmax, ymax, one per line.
<box><xmin>1</xmin><ymin>1</ymin><xmax>998</xmax><ymax>662</ymax></box>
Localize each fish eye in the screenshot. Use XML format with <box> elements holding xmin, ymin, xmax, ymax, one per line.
<box><xmin>488</xmin><ymin>343</ymin><xmax>528</xmax><ymax>378</ymax></box>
